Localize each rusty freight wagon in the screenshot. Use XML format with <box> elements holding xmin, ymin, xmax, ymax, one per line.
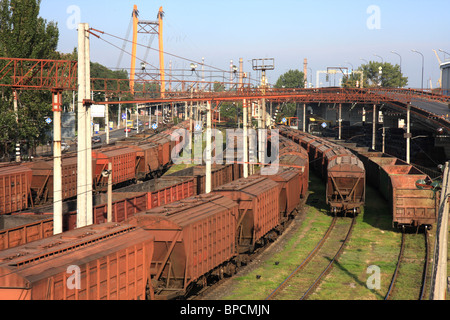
<box><xmin>0</xmin><ymin>165</ymin><xmax>32</xmax><ymax>215</ymax></box>
<box><xmin>261</xmin><ymin>166</ymin><xmax>303</xmax><ymax>225</ymax></box>
<box><xmin>213</xmin><ymin>176</ymin><xmax>280</xmax><ymax>253</ymax></box>
<box><xmin>379</xmin><ymin>164</ymin><xmax>437</xmax><ymax>228</ymax></box>
<box><xmin>23</xmin><ymin>155</ymin><xmax>81</xmax><ymax>205</ymax></box>
<box><xmin>131</xmin><ymin>193</ymin><xmax>238</xmax><ymax>299</ymax></box>
<box><xmin>167</xmin><ymin>164</ymin><xmax>234</xmax><ymax>195</ymax></box>
<box><xmin>92</xmin><ymin>146</ymin><xmax>137</xmax><ymax>188</ymax></box>
<box><xmin>128</xmin><ymin>143</ymin><xmax>161</xmax><ymax>180</ymax></box>
<box><xmin>326</xmin><ymin>154</ymin><xmax>366</xmax><ymax>215</ymax></box>
<box><xmin>0</xmin><ymin>222</ymin><xmax>155</xmax><ymax>300</ymax></box>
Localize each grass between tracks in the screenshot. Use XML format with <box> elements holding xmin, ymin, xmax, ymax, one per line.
<box><xmin>221</xmin><ymin>172</ymin><xmax>410</xmax><ymax>300</ymax></box>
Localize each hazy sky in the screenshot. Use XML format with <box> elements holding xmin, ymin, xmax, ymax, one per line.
<box><xmin>39</xmin><ymin>0</ymin><xmax>450</xmax><ymax>89</ymax></box>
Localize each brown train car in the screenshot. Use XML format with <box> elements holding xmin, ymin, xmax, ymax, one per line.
<box><xmin>167</xmin><ymin>164</ymin><xmax>234</xmax><ymax>195</ymax></box>
<box><xmin>0</xmin><ymin>223</ymin><xmax>154</xmax><ymax>300</ymax></box>
<box><xmin>0</xmin><ymin>177</ymin><xmax>196</xmax><ymax>250</ymax></box>
<box><xmin>131</xmin><ymin>193</ymin><xmax>238</xmax><ymax>300</ymax></box>
<box><xmin>0</xmin><ymin>165</ymin><xmax>32</xmax><ymax>215</ymax></box>
<box><xmin>380</xmin><ymin>165</ymin><xmax>437</xmax><ymax>228</ymax></box>
<box><xmin>148</xmin><ymin>135</ymin><xmax>173</xmax><ymax>169</ymax></box>
<box><xmin>128</xmin><ymin>143</ymin><xmax>161</xmax><ymax>180</ymax></box>
<box><xmin>92</xmin><ymin>146</ymin><xmax>137</xmax><ymax>188</ymax></box>
<box><xmin>326</xmin><ymin>155</ymin><xmax>366</xmax><ymax>215</ymax></box>
<box><xmin>261</xmin><ymin>166</ymin><xmax>303</xmax><ymax>225</ymax></box>
<box><xmin>213</xmin><ymin>175</ymin><xmax>280</xmax><ymax>253</ymax></box>
<box><xmin>0</xmin><ymin>218</ymin><xmax>53</xmax><ymax>251</ymax></box>
<box><xmin>23</xmin><ymin>155</ymin><xmax>82</xmax><ymax>204</ymax></box>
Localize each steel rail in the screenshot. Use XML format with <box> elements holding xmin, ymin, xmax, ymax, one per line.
<box><xmin>385</xmin><ymin>227</ymin><xmax>430</xmax><ymax>300</ymax></box>
<box><xmin>265</xmin><ymin>216</ymin><xmax>338</xmax><ymax>300</ymax></box>
<box><xmin>300</xmin><ymin>216</ymin><xmax>356</xmax><ymax>300</ymax></box>
<box><xmin>419</xmin><ymin>227</ymin><xmax>430</xmax><ymax>300</ymax></box>
<box><xmin>385</xmin><ymin>229</ymin><xmax>405</xmax><ymax>300</ymax></box>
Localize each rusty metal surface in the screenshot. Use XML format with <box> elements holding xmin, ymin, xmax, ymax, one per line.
<box><xmin>382</xmin><ymin>165</ymin><xmax>436</xmax><ymax>226</ymax></box>
<box><xmin>213</xmin><ymin>176</ymin><xmax>280</xmax><ymax>252</ymax></box>
<box><xmin>132</xmin><ymin>193</ymin><xmax>238</xmax><ymax>298</ymax></box>
<box><xmin>0</xmin><ymin>165</ymin><xmax>32</xmax><ymax>215</ymax></box>
<box><xmin>128</xmin><ymin>143</ymin><xmax>160</xmax><ymax>178</ymax></box>
<box><xmin>0</xmin><ymin>222</ymin><xmax>154</xmax><ymax>300</ymax></box>
<box><xmin>92</xmin><ymin>146</ymin><xmax>137</xmax><ymax>187</ymax></box>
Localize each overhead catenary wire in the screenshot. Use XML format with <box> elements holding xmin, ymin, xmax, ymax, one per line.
<box><xmin>89</xmin><ymin>27</ymin><xmax>261</xmax><ymax>86</ymax></box>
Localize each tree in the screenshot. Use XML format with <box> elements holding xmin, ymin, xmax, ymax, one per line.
<box><xmin>0</xmin><ymin>0</ymin><xmax>60</xmax><ymax>159</ymax></box>
<box><xmin>273</xmin><ymin>69</ymin><xmax>305</xmax><ymax>122</ymax></box>
<box><xmin>274</xmin><ymin>69</ymin><xmax>305</xmax><ymax>89</ymax></box>
<box><xmin>0</xmin><ymin>0</ymin><xmax>59</xmax><ymax>59</ymax></box>
<box><xmin>342</xmin><ymin>61</ymin><xmax>408</xmax><ymax>88</ymax></box>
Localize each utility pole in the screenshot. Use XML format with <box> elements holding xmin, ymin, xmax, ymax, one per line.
<box><xmin>430</xmin><ymin>161</ymin><xmax>449</xmax><ymax>300</ymax></box>
<box><xmin>77</xmin><ymin>23</ymin><xmax>88</xmax><ymax>229</ymax></box>
<box><xmin>107</xmin><ymin>162</ymin><xmax>113</xmax><ymax>223</ymax></box>
<box><xmin>406</xmin><ymin>103</ymin><xmax>411</xmax><ymax>164</ymax></box>
<box><xmin>85</xmin><ymin>23</ymin><xmax>93</xmax><ymax>227</ymax></box>
<box><xmin>105</xmin><ymin>96</ymin><xmax>110</xmax><ymax>144</ymax></box>
<box><xmin>13</xmin><ymin>90</ymin><xmax>20</xmax><ymax>162</ymax></box>
<box><xmin>77</xmin><ymin>22</ymin><xmax>93</xmax><ymax>228</ymax></box>
<box><xmin>372</xmin><ymin>104</ymin><xmax>377</xmax><ymax>150</ymax></box>
<box><xmin>303</xmin><ymin>103</ymin><xmax>306</xmax><ymax>132</ymax></box>
<box><xmin>205</xmin><ymin>101</ymin><xmax>212</xmax><ymax>193</ymax></box>
<box><xmin>52</xmin><ymin>89</ymin><xmax>63</xmax><ymax>235</ymax></box>
<box><xmin>243</xmin><ymin>99</ymin><xmax>248</xmax><ymax>178</ymax></box>
<box><xmin>338</xmin><ymin>103</ymin><xmax>342</xmax><ymax>140</ymax></box>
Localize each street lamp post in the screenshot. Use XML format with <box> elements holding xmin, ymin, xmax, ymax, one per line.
<box><xmin>374</xmin><ymin>54</ymin><xmax>384</xmax><ymax>63</ymax></box>
<box><xmin>391</xmin><ymin>50</ymin><xmax>402</xmax><ymax>88</ymax></box>
<box><xmin>411</xmin><ymin>49</ymin><xmax>424</xmax><ymax>90</ymax></box>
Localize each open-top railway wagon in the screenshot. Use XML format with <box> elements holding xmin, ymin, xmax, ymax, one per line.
<box><xmin>344</xmin><ymin>146</ymin><xmax>437</xmax><ymax>228</ymax></box>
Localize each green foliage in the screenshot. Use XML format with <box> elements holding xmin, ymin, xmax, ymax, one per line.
<box><xmin>0</xmin><ymin>0</ymin><xmax>59</xmax><ymax>59</ymax></box>
<box><xmin>274</xmin><ymin>69</ymin><xmax>305</xmax><ymax>89</ymax></box>
<box><xmin>342</xmin><ymin>61</ymin><xmax>408</xmax><ymax>88</ymax></box>
<box><xmin>0</xmin><ymin>0</ymin><xmax>59</xmax><ymax>159</ymax></box>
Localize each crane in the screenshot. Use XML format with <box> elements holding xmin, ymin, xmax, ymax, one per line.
<box><xmin>433</xmin><ymin>49</ymin><xmax>442</xmax><ymax>88</ymax></box>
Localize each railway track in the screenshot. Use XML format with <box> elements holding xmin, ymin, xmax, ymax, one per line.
<box><xmin>385</xmin><ymin>227</ymin><xmax>430</xmax><ymax>300</ymax></box>
<box><xmin>265</xmin><ymin>216</ymin><xmax>356</xmax><ymax>300</ymax></box>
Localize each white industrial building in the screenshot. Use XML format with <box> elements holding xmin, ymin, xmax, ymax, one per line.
<box><xmin>441</xmin><ymin>61</ymin><xmax>450</xmax><ymax>95</ymax></box>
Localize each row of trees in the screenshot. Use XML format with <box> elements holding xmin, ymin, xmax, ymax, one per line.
<box><xmin>0</xmin><ymin>0</ymin><xmax>133</xmax><ymax>160</ymax></box>
<box><xmin>0</xmin><ymin>0</ymin><xmax>60</xmax><ymax>160</ymax></box>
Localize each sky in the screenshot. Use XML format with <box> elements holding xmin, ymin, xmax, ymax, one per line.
<box><xmin>39</xmin><ymin>0</ymin><xmax>450</xmax><ymax>89</ymax></box>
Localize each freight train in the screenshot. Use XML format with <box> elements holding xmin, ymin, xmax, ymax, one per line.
<box><xmin>0</xmin><ymin>121</ymin><xmax>191</xmax><ymax>215</ymax></box>
<box><xmin>331</xmin><ymin>142</ymin><xmax>438</xmax><ymax>229</ymax></box>
<box><xmin>0</xmin><ymin>133</ymin><xmax>310</xmax><ymax>300</ymax></box>
<box><xmin>279</xmin><ymin>126</ymin><xmax>366</xmax><ymax>215</ymax></box>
